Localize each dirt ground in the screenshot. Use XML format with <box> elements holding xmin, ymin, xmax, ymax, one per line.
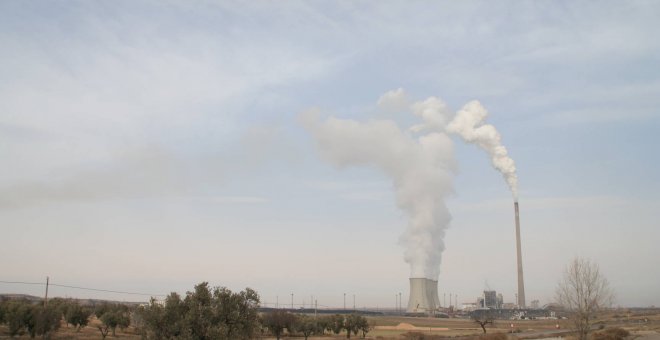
<box><xmin>1</xmin><ymin>309</ymin><xmax>659</xmax><ymax>339</ymax></box>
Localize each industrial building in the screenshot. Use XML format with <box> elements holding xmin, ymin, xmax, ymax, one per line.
<box><xmin>405</xmin><ymin>202</ymin><xmax>528</xmax><ymax>316</ymax></box>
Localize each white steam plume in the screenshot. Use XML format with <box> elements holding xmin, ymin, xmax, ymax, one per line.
<box><xmin>446</xmin><ymin>101</ymin><xmax>519</xmax><ymax>201</ymax></box>
<box><xmin>300</xmin><ymin>107</ymin><xmax>456</xmax><ymax>280</ymax></box>
<box><xmin>301</xmin><ymin>90</ymin><xmax>519</xmax><ymax>279</ymax></box>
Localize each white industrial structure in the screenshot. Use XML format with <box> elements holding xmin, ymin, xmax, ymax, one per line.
<box><xmin>407</xmin><ymin>278</ymin><xmax>441</xmax><ymax>315</ymax></box>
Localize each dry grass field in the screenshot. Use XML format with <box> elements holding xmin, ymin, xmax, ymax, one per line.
<box><xmin>1</xmin><ymin>309</ymin><xmax>659</xmax><ymax>339</ymax></box>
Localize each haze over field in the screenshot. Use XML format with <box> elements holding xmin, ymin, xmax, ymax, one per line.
<box><xmin>1</xmin><ymin>1</ymin><xmax>659</xmax><ymax>308</ymax></box>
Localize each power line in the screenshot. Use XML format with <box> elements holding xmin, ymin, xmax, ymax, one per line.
<box><xmin>0</xmin><ymin>280</ymin><xmax>165</xmax><ymax>297</ymax></box>
<box><xmin>0</xmin><ymin>280</ymin><xmax>44</xmax><ymax>286</ymax></box>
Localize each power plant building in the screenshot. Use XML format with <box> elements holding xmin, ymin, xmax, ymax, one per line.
<box><xmin>483</xmin><ymin>290</ymin><xmax>497</xmax><ymax>308</ymax></box>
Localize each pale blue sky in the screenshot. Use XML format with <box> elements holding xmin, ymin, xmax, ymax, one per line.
<box><xmin>1</xmin><ymin>1</ymin><xmax>659</xmax><ymax>308</ymax></box>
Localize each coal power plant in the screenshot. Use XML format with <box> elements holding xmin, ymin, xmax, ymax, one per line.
<box><xmin>306</xmin><ymin>90</ymin><xmax>526</xmax><ymax>316</ymax></box>
<box><xmin>405</xmin><ymin>201</ymin><xmax>527</xmax><ymax>315</ymax></box>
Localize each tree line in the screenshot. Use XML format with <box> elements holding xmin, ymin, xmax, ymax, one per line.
<box><xmin>261</xmin><ymin>310</ymin><xmax>371</xmax><ymax>340</ymax></box>
<box><xmin>0</xmin><ymin>281</ymin><xmax>371</xmax><ymax>339</ymax></box>
<box><xmin>0</xmin><ymin>297</ymin><xmax>130</xmax><ymax>338</ymax></box>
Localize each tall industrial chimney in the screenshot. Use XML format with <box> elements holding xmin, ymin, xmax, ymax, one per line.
<box><xmin>514</xmin><ymin>201</ymin><xmax>526</xmax><ymax>308</ymax></box>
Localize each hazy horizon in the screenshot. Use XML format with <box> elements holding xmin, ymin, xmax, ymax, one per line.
<box><xmin>1</xmin><ymin>1</ymin><xmax>659</xmax><ymax>309</ymax></box>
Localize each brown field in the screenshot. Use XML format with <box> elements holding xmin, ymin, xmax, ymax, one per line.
<box><xmin>1</xmin><ymin>309</ymin><xmax>659</xmax><ymax>339</ymax></box>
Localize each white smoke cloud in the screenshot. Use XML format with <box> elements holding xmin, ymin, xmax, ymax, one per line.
<box><xmin>302</xmin><ymin>90</ymin><xmax>519</xmax><ymax>279</ymax></box>
<box><xmin>409</xmin><ymin>96</ymin><xmax>453</xmax><ymax>133</ymax></box>
<box><xmin>301</xmin><ymin>107</ymin><xmax>456</xmax><ymax>279</ymax></box>
<box><xmin>446</xmin><ymin>100</ymin><xmax>519</xmax><ymax>200</ymax></box>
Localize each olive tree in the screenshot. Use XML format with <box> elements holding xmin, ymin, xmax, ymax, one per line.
<box><xmin>95</xmin><ymin>303</ymin><xmax>130</xmax><ymax>337</ymax></box>
<box><xmin>344</xmin><ymin>314</ymin><xmax>362</xmax><ymax>339</ymax></box>
<box><xmin>65</xmin><ymin>303</ymin><xmax>92</xmax><ymax>331</ymax></box>
<box><xmin>357</xmin><ymin>316</ymin><xmax>372</xmax><ymax>338</ymax></box>
<box><xmin>296</xmin><ymin>314</ymin><xmax>321</xmax><ymax>340</ymax></box>
<box><xmin>138</xmin><ymin>282</ymin><xmax>261</xmax><ymax>340</ymax></box>
<box><xmin>556</xmin><ymin>257</ymin><xmax>614</xmax><ymax>340</ymax></box>
<box><xmin>261</xmin><ymin>310</ymin><xmax>296</xmax><ymax>340</ymax></box>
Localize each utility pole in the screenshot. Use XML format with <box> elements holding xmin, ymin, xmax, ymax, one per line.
<box><xmin>399</xmin><ymin>292</ymin><xmax>402</xmax><ymax>314</ymax></box>
<box><xmin>343</xmin><ymin>293</ymin><xmax>346</xmax><ymax>310</ymax></box>
<box><xmin>276</xmin><ymin>296</ymin><xmax>279</xmax><ymax>309</ymax></box>
<box><xmin>515</xmin><ymin>293</ymin><xmax>518</xmax><ymax>308</ymax></box>
<box><xmin>443</xmin><ymin>293</ymin><xmax>446</xmax><ymax>308</ymax></box>
<box><xmin>43</xmin><ymin>276</ymin><xmax>49</xmax><ymax>307</ymax></box>
<box><xmin>396</xmin><ymin>294</ymin><xmax>398</xmax><ymax>314</ymax></box>
<box><xmin>353</xmin><ymin>294</ymin><xmax>355</xmax><ymax>310</ymax></box>
<box><xmin>291</xmin><ymin>293</ymin><xmax>294</xmax><ymax>310</ymax></box>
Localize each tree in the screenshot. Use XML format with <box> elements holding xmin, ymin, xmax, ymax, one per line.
<box><xmin>296</xmin><ymin>314</ymin><xmax>320</xmax><ymax>340</ymax></box>
<box><xmin>138</xmin><ymin>282</ymin><xmax>261</xmax><ymax>340</ymax></box>
<box><xmin>0</xmin><ymin>302</ymin><xmax>4</xmax><ymax>325</ymax></box>
<box><xmin>328</xmin><ymin>314</ymin><xmax>344</xmax><ymax>335</ymax></box>
<box><xmin>262</xmin><ymin>310</ymin><xmax>296</xmax><ymax>340</ymax></box>
<box><xmin>4</xmin><ymin>300</ymin><xmax>31</xmax><ymax>337</ymax></box>
<box><xmin>556</xmin><ymin>257</ymin><xmax>614</xmax><ymax>340</ymax></box>
<box><xmin>212</xmin><ymin>286</ymin><xmax>261</xmax><ymax>339</ymax></box>
<box><xmin>138</xmin><ymin>293</ymin><xmax>187</xmax><ymax>339</ymax></box>
<box><xmin>344</xmin><ymin>314</ymin><xmax>362</xmax><ymax>339</ymax></box>
<box><xmin>98</xmin><ymin>305</ymin><xmax>130</xmax><ymax>337</ymax></box>
<box><xmin>94</xmin><ymin>302</ymin><xmax>112</xmax><ymax>319</ymax></box>
<box><xmin>98</xmin><ymin>323</ymin><xmax>110</xmax><ymax>339</ymax></box>
<box><xmin>472</xmin><ymin>309</ymin><xmax>495</xmax><ymax>333</ymax></box>
<box><xmin>44</xmin><ymin>298</ymin><xmax>69</xmax><ymax>326</ymax></box>
<box><xmin>357</xmin><ymin>316</ymin><xmax>372</xmax><ymax>338</ymax></box>
<box><xmin>65</xmin><ymin>303</ymin><xmax>92</xmax><ymax>331</ymax></box>
<box><xmin>26</xmin><ymin>305</ymin><xmax>62</xmax><ymax>339</ymax></box>
<box><xmin>316</xmin><ymin>315</ymin><xmax>332</xmax><ymax>335</ymax></box>
<box><xmin>183</xmin><ymin>282</ymin><xmax>214</xmax><ymax>339</ymax></box>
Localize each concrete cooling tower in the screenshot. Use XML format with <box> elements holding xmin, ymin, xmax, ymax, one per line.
<box><xmin>407</xmin><ymin>278</ymin><xmax>440</xmax><ymax>315</ymax></box>
<box><xmin>431</xmin><ymin>280</ymin><xmax>441</xmax><ymax>308</ymax></box>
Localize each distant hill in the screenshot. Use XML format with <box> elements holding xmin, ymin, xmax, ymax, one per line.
<box><xmin>0</xmin><ymin>293</ymin><xmax>42</xmax><ymax>303</ymax></box>
<box><xmin>0</xmin><ymin>293</ymin><xmax>142</xmax><ymax>306</ymax></box>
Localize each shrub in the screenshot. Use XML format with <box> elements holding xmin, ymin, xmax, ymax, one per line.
<box><xmin>592</xmin><ymin>327</ymin><xmax>630</xmax><ymax>340</ymax></box>
<box><xmin>478</xmin><ymin>333</ymin><xmax>508</xmax><ymax>340</ymax></box>
<box><xmin>403</xmin><ymin>331</ymin><xmax>427</xmax><ymax>340</ymax></box>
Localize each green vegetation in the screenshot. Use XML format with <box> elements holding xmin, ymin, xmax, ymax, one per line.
<box><xmin>260</xmin><ymin>310</ymin><xmax>371</xmax><ymax>339</ymax></box>
<box><xmin>0</xmin><ymin>282</ymin><xmax>378</xmax><ymax>339</ymax></box>
<box><xmin>136</xmin><ymin>282</ymin><xmax>260</xmax><ymax>340</ymax></box>
<box><xmin>64</xmin><ymin>302</ymin><xmax>93</xmax><ymax>331</ymax></box>
<box><xmin>0</xmin><ymin>299</ymin><xmax>61</xmax><ymax>338</ymax></box>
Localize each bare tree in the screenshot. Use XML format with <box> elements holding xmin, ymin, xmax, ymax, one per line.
<box><xmin>472</xmin><ymin>310</ymin><xmax>494</xmax><ymax>333</ymax></box>
<box><xmin>556</xmin><ymin>257</ymin><xmax>614</xmax><ymax>340</ymax></box>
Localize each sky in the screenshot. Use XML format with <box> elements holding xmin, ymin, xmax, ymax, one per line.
<box><xmin>1</xmin><ymin>1</ymin><xmax>659</xmax><ymax>308</ymax></box>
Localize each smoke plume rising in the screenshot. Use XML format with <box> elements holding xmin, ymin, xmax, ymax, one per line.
<box><xmin>446</xmin><ymin>101</ymin><xmax>519</xmax><ymax>200</ymax></box>
<box><xmin>301</xmin><ymin>90</ymin><xmax>518</xmax><ymax>279</ymax></box>
<box><xmin>301</xmin><ymin>107</ymin><xmax>455</xmax><ymax>279</ymax></box>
